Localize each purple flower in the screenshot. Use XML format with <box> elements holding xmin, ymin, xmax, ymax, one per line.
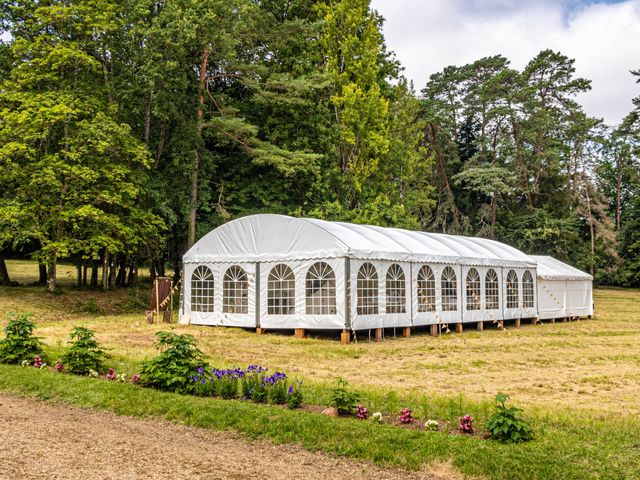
<box><xmin>288</xmin><ymin>386</ymin><xmax>294</xmax><ymax>395</ymax></box>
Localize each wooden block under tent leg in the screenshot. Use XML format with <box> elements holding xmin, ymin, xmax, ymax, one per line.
<box><xmin>402</xmin><ymin>326</ymin><xmax>411</xmax><ymax>338</ymax></box>
<box><xmin>476</xmin><ymin>321</ymin><xmax>484</xmax><ymax>331</ymax></box>
<box><xmin>340</xmin><ymin>330</ymin><xmax>351</xmax><ymax>345</ymax></box>
<box><xmin>429</xmin><ymin>324</ymin><xmax>439</xmax><ymax>337</ymax></box>
<box><xmin>294</xmin><ymin>328</ymin><xmax>305</xmax><ymax>339</ymax></box>
<box><xmin>256</xmin><ymin>328</ymin><xmax>265</xmax><ymax>335</ymax></box>
<box><xmin>514</xmin><ymin>318</ymin><xmax>521</xmax><ymax>328</ymax></box>
<box><xmin>455</xmin><ymin>323</ymin><xmax>463</xmax><ymax>334</ymax></box>
<box><xmin>375</xmin><ymin>328</ymin><xmax>383</xmax><ymax>342</ymax></box>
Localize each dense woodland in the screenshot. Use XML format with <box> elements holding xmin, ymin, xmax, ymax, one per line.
<box><xmin>0</xmin><ymin>0</ymin><xmax>638</xmax><ymax>291</ymax></box>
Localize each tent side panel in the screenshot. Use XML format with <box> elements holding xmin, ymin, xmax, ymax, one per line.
<box><xmin>536</xmin><ymin>279</ymin><xmax>566</xmax><ymax>320</ymax></box>
<box><xmin>566</xmin><ymin>280</ymin><xmax>593</xmax><ymax>317</ymax></box>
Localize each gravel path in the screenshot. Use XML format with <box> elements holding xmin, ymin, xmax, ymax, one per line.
<box><xmin>0</xmin><ymin>394</ymin><xmax>462</xmax><ymax>480</ymax></box>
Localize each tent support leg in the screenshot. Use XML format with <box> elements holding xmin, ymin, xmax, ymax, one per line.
<box><xmin>429</xmin><ymin>325</ymin><xmax>438</xmax><ymax>337</ymax></box>
<box><xmin>341</xmin><ymin>330</ymin><xmax>351</xmax><ymax>345</ymax></box>
<box><xmin>294</xmin><ymin>328</ymin><xmax>305</xmax><ymax>339</ymax></box>
<box><xmin>515</xmin><ymin>318</ymin><xmax>521</xmax><ymax>328</ymax></box>
<box><xmin>550</xmin><ymin>318</ymin><xmax>556</xmax><ymax>324</ymax></box>
<box><xmin>375</xmin><ymin>328</ymin><xmax>383</xmax><ymax>342</ymax></box>
<box><xmin>455</xmin><ymin>323</ymin><xmax>463</xmax><ymax>334</ymax></box>
<box><xmin>402</xmin><ymin>327</ymin><xmax>411</xmax><ymax>338</ymax></box>
<box><xmin>477</xmin><ymin>321</ymin><xmax>483</xmax><ymax>331</ymax></box>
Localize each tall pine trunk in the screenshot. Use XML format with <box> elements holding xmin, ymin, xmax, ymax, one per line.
<box><xmin>187</xmin><ymin>48</ymin><xmax>209</xmax><ymax>249</ymax></box>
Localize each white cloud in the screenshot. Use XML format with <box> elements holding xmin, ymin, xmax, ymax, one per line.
<box><xmin>371</xmin><ymin>0</ymin><xmax>640</xmax><ymax>126</ymax></box>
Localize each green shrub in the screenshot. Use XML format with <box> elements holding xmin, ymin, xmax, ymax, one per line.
<box><xmin>287</xmin><ymin>387</ymin><xmax>303</xmax><ymax>410</ymax></box>
<box><xmin>61</xmin><ymin>326</ymin><xmax>109</xmax><ymax>375</ymax></box>
<box><xmin>73</xmin><ymin>298</ymin><xmax>105</xmax><ymax>315</ymax></box>
<box><xmin>331</xmin><ymin>378</ymin><xmax>359</xmax><ymax>414</ymax></box>
<box><xmin>268</xmin><ymin>380</ymin><xmax>287</xmax><ymax>404</ymax></box>
<box><xmin>139</xmin><ymin>331</ymin><xmax>207</xmax><ymax>394</ymax></box>
<box><xmin>0</xmin><ymin>313</ymin><xmax>47</xmax><ymax>364</ymax></box>
<box><xmin>486</xmin><ymin>393</ymin><xmax>533</xmax><ymax>443</ymax></box>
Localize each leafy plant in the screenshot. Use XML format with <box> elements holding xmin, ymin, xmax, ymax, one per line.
<box><xmin>356</xmin><ymin>404</ymin><xmax>368</xmax><ymax>420</ymax></box>
<box><xmin>0</xmin><ymin>313</ymin><xmax>47</xmax><ymax>364</ymax></box>
<box><xmin>486</xmin><ymin>393</ymin><xmax>533</xmax><ymax>443</ymax></box>
<box><xmin>287</xmin><ymin>384</ymin><xmax>303</xmax><ymax>410</ymax></box>
<box><xmin>139</xmin><ymin>331</ymin><xmax>207</xmax><ymax>394</ymax></box>
<box><xmin>331</xmin><ymin>378</ymin><xmax>359</xmax><ymax>414</ymax></box>
<box><xmin>61</xmin><ymin>326</ymin><xmax>108</xmax><ymax>375</ymax></box>
<box><xmin>458</xmin><ymin>414</ymin><xmax>474</xmax><ymax>434</ymax></box>
<box><xmin>399</xmin><ymin>408</ymin><xmax>415</xmax><ymax>424</ymax></box>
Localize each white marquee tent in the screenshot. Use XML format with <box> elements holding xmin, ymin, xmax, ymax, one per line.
<box><xmin>532</xmin><ymin>255</ymin><xmax>593</xmax><ymax>320</ymax></box>
<box><xmin>177</xmin><ymin>214</ymin><xmax>578</xmax><ymax>332</ymax></box>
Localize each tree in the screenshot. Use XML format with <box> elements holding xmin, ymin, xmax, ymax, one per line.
<box><xmin>0</xmin><ymin>0</ymin><xmax>163</xmax><ymax>291</ymax></box>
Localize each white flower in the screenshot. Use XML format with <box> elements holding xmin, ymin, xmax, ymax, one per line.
<box><xmin>21</xmin><ymin>360</ymin><xmax>29</xmax><ymax>367</ymax></box>
<box><xmin>40</xmin><ymin>363</ymin><xmax>47</xmax><ymax>369</ymax></box>
<box><xmin>425</xmin><ymin>419</ymin><xmax>439</xmax><ymax>431</ymax></box>
<box><xmin>89</xmin><ymin>369</ymin><xmax>99</xmax><ymax>378</ymax></box>
<box><xmin>371</xmin><ymin>412</ymin><xmax>383</xmax><ymax>424</ymax></box>
<box><xmin>117</xmin><ymin>373</ymin><xmax>126</xmax><ymax>383</ymax></box>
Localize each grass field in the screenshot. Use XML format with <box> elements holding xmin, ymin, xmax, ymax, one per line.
<box><xmin>1</xmin><ymin>259</ymin><xmax>640</xmax><ymax>479</ymax></box>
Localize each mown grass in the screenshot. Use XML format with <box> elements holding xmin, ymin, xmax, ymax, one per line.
<box><xmin>2</xmin><ymin>260</ymin><xmax>640</xmax><ymax>478</ymax></box>
<box><xmin>1</xmin><ymin>364</ymin><xmax>639</xmax><ymax>480</ymax></box>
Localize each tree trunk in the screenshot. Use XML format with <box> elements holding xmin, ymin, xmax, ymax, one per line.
<box><xmin>584</xmin><ymin>184</ymin><xmax>596</xmax><ymax>277</ymax></box>
<box><xmin>127</xmin><ymin>265</ymin><xmax>137</xmax><ymax>288</ymax></box>
<box><xmin>187</xmin><ymin>48</ymin><xmax>209</xmax><ymax>249</ymax></box>
<box><xmin>0</xmin><ymin>254</ymin><xmax>10</xmax><ymax>285</ymax></box>
<box><xmin>76</xmin><ymin>263</ymin><xmax>82</xmax><ymax>288</ymax></box>
<box><xmin>83</xmin><ymin>261</ymin><xmax>88</xmax><ymax>287</ymax></box>
<box><xmin>101</xmin><ymin>249</ymin><xmax>109</xmax><ymax>291</ymax></box>
<box><xmin>91</xmin><ymin>261</ymin><xmax>98</xmax><ymax>287</ymax></box>
<box><xmin>38</xmin><ymin>263</ymin><xmax>47</xmax><ymax>285</ymax></box>
<box><xmin>46</xmin><ymin>258</ymin><xmax>57</xmax><ymax>293</ymax></box>
<box><xmin>616</xmin><ymin>157</ymin><xmax>622</xmax><ymax>231</ymax></box>
<box><xmin>108</xmin><ymin>256</ymin><xmax>117</xmax><ymax>289</ymax></box>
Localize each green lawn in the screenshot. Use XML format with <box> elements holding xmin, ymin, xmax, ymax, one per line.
<box><xmin>1</xmin><ymin>260</ymin><xmax>640</xmax><ymax>479</ymax></box>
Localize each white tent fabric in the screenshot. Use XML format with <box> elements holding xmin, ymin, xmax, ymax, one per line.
<box><xmin>184</xmin><ymin>214</ymin><xmax>536</xmax><ymax>267</ymax></box>
<box><xmin>179</xmin><ymin>215</ymin><xmax>590</xmax><ymax>330</ymax></box>
<box><xmin>531</xmin><ymin>256</ymin><xmax>593</xmax><ymax>320</ymax></box>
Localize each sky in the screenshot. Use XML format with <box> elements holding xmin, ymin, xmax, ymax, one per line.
<box><xmin>370</xmin><ymin>0</ymin><xmax>640</xmax><ymax>126</ymax></box>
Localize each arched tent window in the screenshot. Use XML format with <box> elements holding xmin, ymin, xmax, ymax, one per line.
<box><xmin>268</xmin><ymin>264</ymin><xmax>296</xmax><ymax>315</ymax></box>
<box><xmin>191</xmin><ymin>265</ymin><xmax>215</xmax><ymax>312</ymax></box>
<box><xmin>305</xmin><ymin>262</ymin><xmax>336</xmax><ymax>315</ymax></box>
<box><xmin>223</xmin><ymin>266</ymin><xmax>248</xmax><ymax>314</ymax></box>
<box><xmin>465</xmin><ymin>268</ymin><xmax>481</xmax><ymax>311</ymax></box>
<box><xmin>485</xmin><ymin>269</ymin><xmax>499</xmax><ymax>310</ymax></box>
<box><xmin>441</xmin><ymin>266</ymin><xmax>458</xmax><ymax>311</ymax></box>
<box><xmin>506</xmin><ymin>270</ymin><xmax>519</xmax><ymax>309</ymax></box>
<box><xmin>522</xmin><ymin>271</ymin><xmax>534</xmax><ymax>308</ymax></box>
<box><xmin>385</xmin><ymin>264</ymin><xmax>406</xmax><ymax>314</ymax></box>
<box><xmin>357</xmin><ymin>263</ymin><xmax>378</xmax><ymax>315</ymax></box>
<box><xmin>417</xmin><ymin>265</ymin><xmax>436</xmax><ymax>312</ymax></box>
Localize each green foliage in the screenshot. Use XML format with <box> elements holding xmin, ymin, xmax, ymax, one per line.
<box><xmin>287</xmin><ymin>387</ymin><xmax>303</xmax><ymax>410</ymax></box>
<box><xmin>0</xmin><ymin>313</ymin><xmax>46</xmax><ymax>364</ymax></box>
<box><xmin>61</xmin><ymin>326</ymin><xmax>108</xmax><ymax>375</ymax></box>
<box><xmin>331</xmin><ymin>378</ymin><xmax>359</xmax><ymax>414</ymax></box>
<box><xmin>486</xmin><ymin>393</ymin><xmax>533</xmax><ymax>443</ymax></box>
<box><xmin>139</xmin><ymin>332</ymin><xmax>207</xmax><ymax>394</ymax></box>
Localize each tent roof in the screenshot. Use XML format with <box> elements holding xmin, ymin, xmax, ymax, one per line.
<box><xmin>531</xmin><ymin>255</ymin><xmax>593</xmax><ymax>281</ymax></box>
<box><xmin>184</xmin><ymin>214</ymin><xmax>536</xmax><ymax>267</ymax></box>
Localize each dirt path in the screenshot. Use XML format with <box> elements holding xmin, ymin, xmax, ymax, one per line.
<box><xmin>0</xmin><ymin>394</ymin><xmax>463</xmax><ymax>480</ymax></box>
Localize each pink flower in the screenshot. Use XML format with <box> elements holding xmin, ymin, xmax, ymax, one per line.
<box><xmin>33</xmin><ymin>355</ymin><xmax>43</xmax><ymax>368</ymax></box>
<box><xmin>106</xmin><ymin>368</ymin><xmax>117</xmax><ymax>381</ymax></box>
<box><xmin>458</xmin><ymin>414</ymin><xmax>474</xmax><ymax>434</ymax></box>
<box><xmin>399</xmin><ymin>408</ymin><xmax>415</xmax><ymax>424</ymax></box>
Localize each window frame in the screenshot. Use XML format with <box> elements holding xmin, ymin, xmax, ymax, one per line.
<box><xmin>267</xmin><ymin>264</ymin><xmax>296</xmax><ymax>315</ymax></box>
<box><xmin>191</xmin><ymin>265</ymin><xmax>215</xmax><ymax>313</ymax></box>
<box><xmin>385</xmin><ymin>264</ymin><xmax>406</xmax><ymax>314</ymax></box>
<box><xmin>223</xmin><ymin>265</ymin><xmax>249</xmax><ymax>314</ymax></box>
<box><xmin>417</xmin><ymin>265</ymin><xmax>436</xmax><ymax>313</ymax></box>
<box><xmin>441</xmin><ymin>266</ymin><xmax>458</xmax><ymax>312</ymax></box>
<box><xmin>305</xmin><ymin>262</ymin><xmax>337</xmax><ymax>315</ymax></box>
<box><xmin>484</xmin><ymin>269</ymin><xmax>500</xmax><ymax>310</ymax></box>
<box><xmin>356</xmin><ymin>262</ymin><xmax>379</xmax><ymax>315</ymax></box>
<box><xmin>465</xmin><ymin>268</ymin><xmax>481</xmax><ymax>311</ymax></box>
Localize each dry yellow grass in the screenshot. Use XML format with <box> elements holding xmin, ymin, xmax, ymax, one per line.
<box><xmin>1</xmin><ymin>260</ymin><xmax>639</xmax><ymax>416</ymax></box>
